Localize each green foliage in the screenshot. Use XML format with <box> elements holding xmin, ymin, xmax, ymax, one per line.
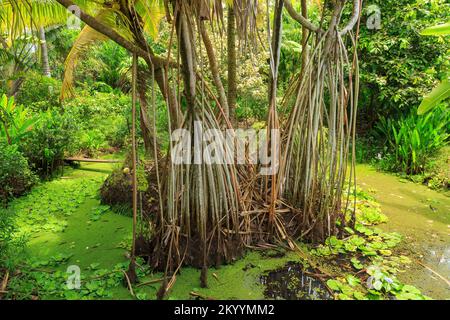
<box><xmin>422</xmin><ymin>146</ymin><xmax>450</xmax><ymax>189</ymax></box>
<box><xmin>15</xmin><ymin>71</ymin><xmax>62</xmax><ymax>112</ymax></box>
<box><xmin>75</xmin><ymin>40</ymin><xmax>130</xmax><ymax>91</ymax></box>
<box><xmin>63</xmin><ymin>91</ymin><xmax>131</xmax><ymax>154</ymax></box>
<box><xmin>314</xmin><ymin>189</ymin><xmax>429</xmax><ymax>300</ymax></box>
<box><xmin>0</xmin><ymin>142</ymin><xmax>37</xmax><ymax>203</ymax></box>
<box><xmin>0</xmin><ymin>206</ymin><xmax>26</xmax><ymax>270</ymax></box>
<box><xmin>13</xmin><ymin>87</ymin><xmax>130</xmax><ymax>175</ymax></box>
<box><xmin>421</xmin><ymin>22</ymin><xmax>450</xmax><ymax>36</ymax></box>
<box><xmin>46</xmin><ymin>28</ymin><xmax>80</xmax><ymax>78</ymax></box>
<box><xmin>418</xmin><ymin>20</ymin><xmax>449</xmax><ymax>116</ymax></box>
<box><xmin>6</xmin><ymin>258</ymin><xmax>149</xmax><ymax>300</ymax></box>
<box><xmin>0</xmin><ymin>95</ymin><xmax>39</xmax><ymax>143</ymax></box>
<box><xmin>234</xmin><ymin>52</ymin><xmax>269</xmax><ymax>121</ymax></box>
<box><xmin>375</xmin><ymin>107</ymin><xmax>449</xmax><ymax>174</ymax></box>
<box><xmin>358</xmin><ymin>0</ymin><xmax>449</xmax><ymax>118</ymax></box>
<box><xmin>312</xmin><ymin>190</ymin><xmax>399</xmax><ymax>258</ymax></box>
<box><xmin>418</xmin><ymin>77</ymin><xmax>450</xmax><ymax>115</ymax></box>
<box><xmin>8</xmin><ymin>175</ymin><xmax>103</xmax><ymax>237</ymax></box>
<box><xmin>0</xmin><ymin>94</ymin><xmax>39</xmax><ymax>144</ymax></box>
<box><xmin>21</xmin><ymin>108</ymin><xmax>78</xmax><ymax>176</ymax></box>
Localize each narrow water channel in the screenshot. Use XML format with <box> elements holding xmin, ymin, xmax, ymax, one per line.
<box><xmin>356</xmin><ymin>165</ymin><xmax>450</xmax><ymax>299</ymax></box>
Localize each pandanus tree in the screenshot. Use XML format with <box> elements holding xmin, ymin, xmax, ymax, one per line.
<box><xmin>10</xmin><ymin>0</ymin><xmax>361</xmax><ymax>298</ymax></box>
<box><xmin>277</xmin><ymin>0</ymin><xmax>361</xmax><ymax>241</ymax></box>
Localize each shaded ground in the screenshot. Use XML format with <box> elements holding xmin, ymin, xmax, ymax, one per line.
<box><xmin>357</xmin><ymin>164</ymin><xmax>450</xmax><ymax>299</ymax></box>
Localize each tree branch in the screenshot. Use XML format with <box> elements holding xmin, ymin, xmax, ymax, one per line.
<box><xmin>55</xmin><ymin>0</ymin><xmax>170</xmax><ymax>68</ymax></box>
<box><xmin>284</xmin><ymin>0</ymin><xmax>322</xmax><ymax>33</ymax></box>
<box><xmin>339</xmin><ymin>0</ymin><xmax>362</xmax><ymax>35</ymax></box>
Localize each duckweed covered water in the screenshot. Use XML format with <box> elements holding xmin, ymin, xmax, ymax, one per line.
<box><xmin>260</xmin><ymin>262</ymin><xmax>332</xmax><ymax>300</ymax></box>
<box><xmin>356</xmin><ymin>165</ymin><xmax>450</xmax><ymax>299</ymax></box>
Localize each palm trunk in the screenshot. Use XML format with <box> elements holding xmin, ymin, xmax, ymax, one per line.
<box><xmin>39</xmin><ymin>27</ymin><xmax>51</xmax><ymax>77</ymax></box>
<box><xmin>227</xmin><ymin>5</ymin><xmax>237</xmax><ymax>126</ymax></box>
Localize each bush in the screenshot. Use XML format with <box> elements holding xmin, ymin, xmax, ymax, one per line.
<box><xmin>21</xmin><ymin>109</ymin><xmax>78</xmax><ymax>176</ymax></box>
<box><xmin>0</xmin><ymin>207</ymin><xmax>26</xmax><ymax>270</ymax></box>
<box><xmin>423</xmin><ymin>146</ymin><xmax>450</xmax><ymax>190</ymax></box>
<box><xmin>358</xmin><ymin>0</ymin><xmax>450</xmax><ymax>123</ymax></box>
<box><xmin>63</xmin><ymin>91</ymin><xmax>131</xmax><ymax>153</ymax></box>
<box><xmin>375</xmin><ymin>107</ymin><xmax>449</xmax><ymax>174</ymax></box>
<box><xmin>0</xmin><ymin>142</ymin><xmax>37</xmax><ymax>204</ymax></box>
<box><xmin>15</xmin><ymin>71</ymin><xmax>62</xmax><ymax>112</ymax></box>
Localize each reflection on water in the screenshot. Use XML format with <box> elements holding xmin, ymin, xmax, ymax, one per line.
<box><xmin>260</xmin><ymin>262</ymin><xmax>332</xmax><ymax>300</ymax></box>
<box><xmin>356</xmin><ymin>164</ymin><xmax>450</xmax><ymax>299</ymax></box>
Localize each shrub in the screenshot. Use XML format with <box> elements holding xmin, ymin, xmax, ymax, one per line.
<box><xmin>375</xmin><ymin>106</ymin><xmax>449</xmax><ymax>174</ymax></box>
<box><xmin>358</xmin><ymin>0</ymin><xmax>450</xmax><ymax>122</ymax></box>
<box><xmin>21</xmin><ymin>109</ymin><xmax>78</xmax><ymax>176</ymax></box>
<box><xmin>0</xmin><ymin>206</ymin><xmax>26</xmax><ymax>270</ymax></box>
<box><xmin>423</xmin><ymin>146</ymin><xmax>450</xmax><ymax>190</ymax></box>
<box><xmin>0</xmin><ymin>94</ymin><xmax>39</xmax><ymax>145</ymax></box>
<box><xmin>15</xmin><ymin>71</ymin><xmax>62</xmax><ymax>112</ymax></box>
<box><xmin>63</xmin><ymin>91</ymin><xmax>130</xmax><ymax>152</ymax></box>
<box><xmin>0</xmin><ymin>142</ymin><xmax>37</xmax><ymax>204</ymax></box>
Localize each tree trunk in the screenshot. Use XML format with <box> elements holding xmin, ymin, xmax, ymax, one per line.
<box><xmin>39</xmin><ymin>27</ymin><xmax>51</xmax><ymax>77</ymax></box>
<box><xmin>127</xmin><ymin>52</ymin><xmax>139</xmax><ymax>285</ymax></box>
<box><xmin>137</xmin><ymin>68</ymin><xmax>160</xmax><ymax>156</ymax></box>
<box><xmin>268</xmin><ymin>0</ymin><xmax>284</xmax><ymax>106</ymax></box>
<box><xmin>154</xmin><ymin>68</ymin><xmax>181</xmax><ymax>130</ymax></box>
<box><xmin>300</xmin><ymin>0</ymin><xmax>309</xmax><ymax>77</ymax></box>
<box><xmin>176</xmin><ymin>3</ymin><xmax>196</xmax><ymax>111</ymax></box>
<box><xmin>199</xmin><ymin>20</ymin><xmax>229</xmax><ymax>118</ymax></box>
<box><xmin>227</xmin><ymin>5</ymin><xmax>237</xmax><ymax>126</ymax></box>
<box><xmin>267</xmin><ymin>0</ymin><xmax>284</xmax><ymax>224</ymax></box>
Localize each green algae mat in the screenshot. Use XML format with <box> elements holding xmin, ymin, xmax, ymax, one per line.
<box><xmin>3</xmin><ymin>162</ymin><xmax>449</xmax><ymax>300</ymax></box>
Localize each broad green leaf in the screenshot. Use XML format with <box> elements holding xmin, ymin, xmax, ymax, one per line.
<box><xmin>326</xmin><ymin>279</ymin><xmax>342</xmax><ymax>291</ymax></box>
<box><xmin>346</xmin><ymin>275</ymin><xmax>361</xmax><ymax>287</ymax></box>
<box><xmin>373</xmin><ymin>280</ymin><xmax>383</xmax><ymax>291</ymax></box>
<box><xmin>418</xmin><ymin>79</ymin><xmax>450</xmax><ymax>115</ymax></box>
<box><xmin>421</xmin><ymin>22</ymin><xmax>450</xmax><ymax>36</ymax></box>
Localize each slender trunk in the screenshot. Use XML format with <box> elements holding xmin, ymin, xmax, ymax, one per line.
<box><xmin>227</xmin><ymin>5</ymin><xmax>237</xmax><ymax>126</ymax></box>
<box><xmin>267</xmin><ymin>0</ymin><xmax>284</xmax><ymax>224</ymax></box>
<box><xmin>137</xmin><ymin>68</ymin><xmax>160</xmax><ymax>156</ymax></box>
<box><xmin>268</xmin><ymin>0</ymin><xmax>284</xmax><ymax>106</ymax></box>
<box><xmin>127</xmin><ymin>52</ymin><xmax>139</xmax><ymax>284</ymax></box>
<box><xmin>1</xmin><ymin>119</ymin><xmax>12</xmax><ymax>145</ymax></box>
<box><xmin>199</xmin><ymin>20</ymin><xmax>229</xmax><ymax>118</ymax></box>
<box><xmin>39</xmin><ymin>27</ymin><xmax>51</xmax><ymax>77</ymax></box>
<box><xmin>154</xmin><ymin>68</ymin><xmax>181</xmax><ymax>130</ymax></box>
<box><xmin>300</xmin><ymin>0</ymin><xmax>309</xmax><ymax>77</ymax></box>
<box><xmin>176</xmin><ymin>3</ymin><xmax>196</xmax><ymax>111</ymax></box>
